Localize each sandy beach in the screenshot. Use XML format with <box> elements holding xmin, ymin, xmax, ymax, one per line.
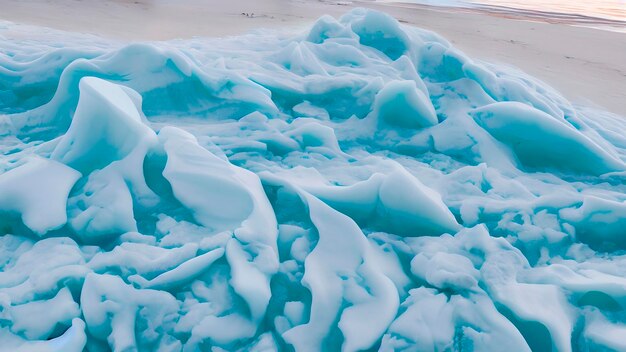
<box><xmin>0</xmin><ymin>0</ymin><xmax>624</xmax><ymax>116</ymax></box>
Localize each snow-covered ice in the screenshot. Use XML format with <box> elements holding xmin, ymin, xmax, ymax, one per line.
<box><xmin>1</xmin><ymin>8</ymin><xmax>626</xmax><ymax>351</ymax></box>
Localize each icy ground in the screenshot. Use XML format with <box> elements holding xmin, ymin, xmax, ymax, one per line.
<box><xmin>1</xmin><ymin>8</ymin><xmax>626</xmax><ymax>352</ymax></box>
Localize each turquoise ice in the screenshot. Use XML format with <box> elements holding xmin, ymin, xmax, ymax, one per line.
<box><xmin>1</xmin><ymin>8</ymin><xmax>626</xmax><ymax>352</ymax></box>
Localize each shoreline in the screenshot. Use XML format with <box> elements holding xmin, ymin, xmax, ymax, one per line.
<box><xmin>0</xmin><ymin>0</ymin><xmax>624</xmax><ymax>116</ymax></box>
<box><xmin>383</xmin><ymin>1</ymin><xmax>626</xmax><ymax>33</ymax></box>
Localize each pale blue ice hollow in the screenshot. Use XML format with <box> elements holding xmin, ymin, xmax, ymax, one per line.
<box><xmin>1</xmin><ymin>7</ymin><xmax>626</xmax><ymax>352</ymax></box>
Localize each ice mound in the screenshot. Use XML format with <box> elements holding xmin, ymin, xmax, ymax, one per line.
<box><xmin>472</xmin><ymin>102</ymin><xmax>624</xmax><ymax>175</ymax></box>
<box><xmin>1</xmin><ymin>8</ymin><xmax>626</xmax><ymax>352</ymax></box>
<box><xmin>371</xmin><ymin>80</ymin><xmax>438</xmax><ymax>129</ymax></box>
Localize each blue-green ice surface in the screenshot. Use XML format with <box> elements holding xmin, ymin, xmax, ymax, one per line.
<box><xmin>1</xmin><ymin>8</ymin><xmax>626</xmax><ymax>352</ymax></box>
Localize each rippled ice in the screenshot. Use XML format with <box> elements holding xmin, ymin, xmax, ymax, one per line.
<box><xmin>1</xmin><ymin>8</ymin><xmax>626</xmax><ymax>352</ymax></box>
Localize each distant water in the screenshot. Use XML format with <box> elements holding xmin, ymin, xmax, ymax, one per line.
<box><xmin>477</xmin><ymin>0</ymin><xmax>626</xmax><ymax>22</ymax></box>
<box><xmin>388</xmin><ymin>0</ymin><xmax>626</xmax><ymax>23</ymax></box>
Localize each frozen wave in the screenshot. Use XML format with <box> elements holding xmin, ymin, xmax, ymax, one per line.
<box><xmin>1</xmin><ymin>8</ymin><xmax>626</xmax><ymax>351</ymax></box>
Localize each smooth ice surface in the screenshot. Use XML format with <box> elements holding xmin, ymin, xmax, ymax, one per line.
<box><xmin>1</xmin><ymin>8</ymin><xmax>626</xmax><ymax>352</ymax></box>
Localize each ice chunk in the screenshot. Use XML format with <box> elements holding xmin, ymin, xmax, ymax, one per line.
<box><xmin>9</xmin><ymin>44</ymin><xmax>279</xmax><ymax>133</ymax></box>
<box><xmin>306</xmin><ymin>15</ymin><xmax>352</xmax><ymax>44</ymax></box>
<box><xmin>187</xmin><ymin>313</ymin><xmax>257</xmax><ymax>347</ymax></box>
<box><xmin>8</xmin><ymin>287</ymin><xmax>80</xmax><ymax>340</ymax></box>
<box><xmin>292</xmin><ymin>101</ymin><xmax>330</xmax><ymax>120</ymax></box>
<box><xmin>48</xmin><ymin>77</ymin><xmax>158</xmax><ymax>242</ymax></box>
<box><xmin>0</xmin><ymin>47</ymin><xmax>102</xmax><ymax>115</ymax></box>
<box><xmin>283</xmin><ymin>301</ymin><xmax>306</xmax><ymax>327</ymax></box>
<box><xmin>348</xmin><ymin>9</ymin><xmax>410</xmax><ymax>60</ymax></box>
<box><xmin>285</xmin><ymin>119</ymin><xmax>345</xmax><ymax>157</ymax></box>
<box><xmin>299</xmin><ymin>166</ymin><xmax>461</xmax><ymax>236</ymax></box>
<box><xmin>278</xmin><ymin>186</ymin><xmax>398</xmax><ymax>352</ymax></box>
<box><xmin>377</xmin><ymin>167</ymin><xmax>461</xmax><ymax>236</ymax></box>
<box><xmin>274</xmin><ymin>42</ymin><xmax>327</xmax><ymax>76</ymax></box>
<box><xmin>88</xmin><ymin>242</ymin><xmax>199</xmax><ymax>277</ymax></box>
<box><xmin>524</xmin><ymin>263</ymin><xmax>626</xmax><ymax>310</ymax></box>
<box><xmin>225</xmin><ymin>238</ymin><xmax>274</xmax><ymax>322</ymax></box>
<box><xmin>159</xmin><ymin>127</ymin><xmax>274</xmax><ymax>240</ymax></box>
<box><xmin>472</xmin><ymin>102</ymin><xmax>624</xmax><ymax>175</ymax></box>
<box><xmin>129</xmin><ymin>247</ymin><xmax>224</xmax><ymax>290</ymax></box>
<box><xmin>584</xmin><ymin>310</ymin><xmax>626</xmax><ymax>351</ymax></box>
<box><xmin>371</xmin><ymin>80</ymin><xmax>437</xmax><ymax>129</ymax></box>
<box><xmin>159</xmin><ymin>127</ymin><xmax>278</xmax><ymax>323</ymax></box>
<box><xmin>67</xmin><ymin>172</ymin><xmax>136</xmax><ymax>243</ymax></box>
<box><xmin>51</xmin><ymin>77</ymin><xmax>156</xmax><ymax>174</ymax></box>
<box><xmin>0</xmin><ymin>157</ymin><xmax>80</xmax><ymax>235</ymax></box>
<box><xmin>0</xmin><ymin>318</ymin><xmax>87</xmax><ymax>352</ymax></box>
<box><xmin>463</xmin><ymin>61</ymin><xmax>566</xmax><ymax>119</ymax></box>
<box><xmin>411</xmin><ymin>251</ymin><xmax>479</xmax><ymax>291</ymax></box>
<box><xmin>81</xmin><ymin>273</ymin><xmax>178</xmax><ymax>351</ymax></box>
<box><xmin>561</xmin><ymin>197</ymin><xmax>626</xmax><ymax>251</ymax></box>
<box><xmin>482</xmin><ymin>249</ymin><xmax>575</xmax><ymax>352</ymax></box>
<box><xmin>0</xmin><ymin>237</ymin><xmax>88</xmax><ymax>302</ymax></box>
<box><xmin>381</xmin><ymin>287</ymin><xmax>530</xmax><ymax>351</ymax></box>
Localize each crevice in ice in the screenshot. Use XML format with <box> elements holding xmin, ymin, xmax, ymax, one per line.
<box><xmin>496</xmin><ymin>305</ymin><xmax>554</xmax><ymax>352</ymax></box>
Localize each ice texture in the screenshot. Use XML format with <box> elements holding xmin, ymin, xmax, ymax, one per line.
<box><xmin>1</xmin><ymin>8</ymin><xmax>626</xmax><ymax>352</ymax></box>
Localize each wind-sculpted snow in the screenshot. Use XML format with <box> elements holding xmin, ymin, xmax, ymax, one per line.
<box><xmin>1</xmin><ymin>8</ymin><xmax>626</xmax><ymax>352</ymax></box>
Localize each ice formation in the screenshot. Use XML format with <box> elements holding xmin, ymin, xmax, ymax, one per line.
<box><xmin>1</xmin><ymin>8</ymin><xmax>626</xmax><ymax>352</ymax></box>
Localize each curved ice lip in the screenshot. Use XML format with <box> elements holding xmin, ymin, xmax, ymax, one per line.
<box><xmin>1</xmin><ymin>7</ymin><xmax>626</xmax><ymax>352</ymax></box>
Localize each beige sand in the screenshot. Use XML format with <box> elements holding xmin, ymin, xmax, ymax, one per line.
<box><xmin>0</xmin><ymin>0</ymin><xmax>624</xmax><ymax>116</ymax></box>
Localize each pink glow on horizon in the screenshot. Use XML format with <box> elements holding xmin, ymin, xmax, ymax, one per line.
<box><xmin>474</xmin><ymin>0</ymin><xmax>626</xmax><ymax>21</ymax></box>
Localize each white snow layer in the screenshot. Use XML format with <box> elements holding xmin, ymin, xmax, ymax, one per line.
<box><xmin>1</xmin><ymin>8</ymin><xmax>626</xmax><ymax>352</ymax></box>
